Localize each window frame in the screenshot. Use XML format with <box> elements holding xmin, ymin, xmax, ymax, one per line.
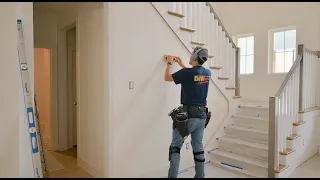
<box><xmin>233</xmin><ymin>33</ymin><xmax>255</xmax><ymax>75</ymax></box>
<box><xmin>268</xmin><ymin>26</ymin><xmax>297</xmax><ymax>74</ymax></box>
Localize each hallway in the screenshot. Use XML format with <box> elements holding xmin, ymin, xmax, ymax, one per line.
<box><xmin>44</xmin><ymin>148</ymin><xmax>92</xmax><ymax>178</ymax></box>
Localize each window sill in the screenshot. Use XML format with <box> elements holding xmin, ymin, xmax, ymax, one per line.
<box><xmin>240</xmin><ymin>73</ymin><xmax>254</xmax><ymax>76</ymax></box>
<box><xmin>268</xmin><ymin>72</ymin><xmax>288</xmax><ymax>75</ymax></box>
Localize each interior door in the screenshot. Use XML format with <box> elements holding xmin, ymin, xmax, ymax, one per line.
<box><xmin>72</xmin><ymin>49</ymin><xmax>77</xmax><ymax>147</ymax></box>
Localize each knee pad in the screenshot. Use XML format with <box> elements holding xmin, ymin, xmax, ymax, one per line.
<box><xmin>169</xmin><ymin>146</ymin><xmax>181</xmax><ymax>161</ymax></box>
<box><xmin>193</xmin><ymin>151</ymin><xmax>205</xmax><ymax>162</ymax></box>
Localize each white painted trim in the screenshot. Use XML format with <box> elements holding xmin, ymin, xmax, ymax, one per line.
<box><xmin>268</xmin><ymin>26</ymin><xmax>296</xmax><ymax>74</ymax></box>
<box><xmin>102</xmin><ymin>3</ymin><xmax>112</xmax><ymax>177</ymax></box>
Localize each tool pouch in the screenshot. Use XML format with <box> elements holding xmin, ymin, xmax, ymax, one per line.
<box><xmin>205</xmin><ymin>107</ymin><xmax>211</xmax><ymax>128</ymax></box>
<box><xmin>175</xmin><ymin>112</ymin><xmax>189</xmax><ymax>138</ymax></box>
<box><xmin>168</xmin><ymin>106</ymin><xmax>190</xmax><ymax>138</ymax></box>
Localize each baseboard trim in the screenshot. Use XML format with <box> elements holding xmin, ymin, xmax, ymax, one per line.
<box><xmin>78</xmin><ymin>157</ymin><xmax>103</xmax><ymax>178</ymax></box>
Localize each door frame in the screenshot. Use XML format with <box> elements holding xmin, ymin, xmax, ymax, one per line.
<box><xmin>54</xmin><ymin>20</ymin><xmax>79</xmax><ymax>152</ymax></box>
<box><xmin>66</xmin><ymin>27</ymin><xmax>77</xmax><ymax>149</ymax></box>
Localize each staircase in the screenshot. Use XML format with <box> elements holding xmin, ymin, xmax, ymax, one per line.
<box><xmin>151</xmin><ymin>2</ymin><xmax>241</xmax><ymax>99</ymax></box>
<box><xmin>151</xmin><ymin>2</ymin><xmax>320</xmax><ymax>178</ymax></box>
<box><xmin>210</xmin><ymin>104</ymin><xmax>274</xmax><ymax>178</ymax></box>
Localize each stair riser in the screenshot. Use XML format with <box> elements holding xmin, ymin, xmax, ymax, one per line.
<box><xmin>287</xmin><ymin>135</ymin><xmax>301</xmax><ymax>150</ymax></box>
<box><xmin>211</xmin><ymin>154</ymin><xmax>267</xmax><ymax>178</ymax></box>
<box><xmin>225</xmin><ymin>127</ymin><xmax>268</xmax><ymax>145</ymax></box>
<box><xmin>238</xmin><ymin>108</ymin><xmax>269</xmax><ymax>119</ymax></box>
<box><xmin>219</xmin><ymin>139</ymin><xmax>268</xmax><ymax>161</ymax></box>
<box><xmin>233</xmin><ymin>117</ymin><xmax>269</xmax><ymax>131</ymax></box>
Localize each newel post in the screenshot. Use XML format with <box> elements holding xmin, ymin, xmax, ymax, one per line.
<box><xmin>298</xmin><ymin>44</ymin><xmax>304</xmax><ymax>112</ymax></box>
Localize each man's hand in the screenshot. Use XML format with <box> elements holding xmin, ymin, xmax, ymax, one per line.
<box><xmin>176</xmin><ymin>57</ymin><xmax>187</xmax><ymax>69</ymax></box>
<box><xmin>167</xmin><ymin>55</ymin><xmax>174</xmax><ymax>64</ymax></box>
<box><xmin>165</xmin><ymin>55</ymin><xmax>174</xmax><ymax>81</ymax></box>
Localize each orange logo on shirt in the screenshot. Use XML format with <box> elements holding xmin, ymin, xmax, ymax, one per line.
<box><xmin>194</xmin><ymin>75</ymin><xmax>210</xmax><ymax>84</ymax></box>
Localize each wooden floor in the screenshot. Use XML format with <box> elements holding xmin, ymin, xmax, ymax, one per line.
<box><xmin>44</xmin><ymin>147</ymin><xmax>93</xmax><ymax>178</ymax></box>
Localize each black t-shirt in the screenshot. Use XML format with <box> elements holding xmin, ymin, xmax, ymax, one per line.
<box><xmin>172</xmin><ymin>66</ymin><xmax>211</xmax><ymax>118</ymax></box>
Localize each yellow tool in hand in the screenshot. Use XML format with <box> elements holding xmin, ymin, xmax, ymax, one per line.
<box><xmin>164</xmin><ymin>54</ymin><xmax>180</xmax><ymax>63</ymax></box>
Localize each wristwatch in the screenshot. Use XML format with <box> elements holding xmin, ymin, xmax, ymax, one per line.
<box><xmin>167</xmin><ymin>62</ymin><xmax>172</xmax><ymax>65</ymax></box>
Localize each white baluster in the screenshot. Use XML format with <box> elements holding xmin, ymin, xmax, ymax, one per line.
<box><xmin>176</xmin><ymin>2</ymin><xmax>182</xmax><ymax>14</ymax></box>
<box><xmin>293</xmin><ymin>65</ymin><xmax>299</xmax><ymax>122</ymax></box>
<box><xmin>294</xmin><ymin>69</ymin><xmax>298</xmax><ymax>124</ymax></box>
<box><xmin>308</xmin><ymin>53</ymin><xmax>310</xmax><ymax>109</ymax></box>
<box><xmin>307</xmin><ymin>54</ymin><xmax>311</xmax><ymax>108</ymax></box>
<box><xmin>232</xmin><ymin>48</ymin><xmax>236</xmax><ymax>87</ymax></box>
<box><xmin>284</xmin><ymin>87</ymin><xmax>288</xmax><ymax>151</ymax></box>
<box><xmin>182</xmin><ymin>2</ymin><xmax>187</xmax><ymax>27</ymax></box>
<box><xmin>224</xmin><ymin>36</ymin><xmax>228</xmax><ymax>78</ymax></box>
<box><xmin>214</xmin><ymin>20</ymin><xmax>219</xmax><ymax>66</ymax></box>
<box><xmin>187</xmin><ymin>2</ymin><xmax>192</xmax><ymax>29</ymax></box>
<box><xmin>208</xmin><ymin>15</ymin><xmax>212</xmax><ymax>65</ymax></box>
<box><xmin>171</xmin><ymin>2</ymin><xmax>177</xmax><ymax>12</ymax></box>
<box><xmin>197</xmin><ymin>3</ymin><xmax>201</xmax><ymax>43</ymax></box>
<box><xmin>303</xmin><ymin>53</ymin><xmax>306</xmax><ymax>110</ymax></box>
<box><xmin>309</xmin><ymin>53</ymin><xmax>311</xmax><ymax>108</ymax></box>
<box><xmin>318</xmin><ymin>58</ymin><xmax>320</xmax><ymax>106</ymax></box>
<box><xmin>222</xmin><ymin>32</ymin><xmax>226</xmax><ymax>76</ymax></box>
<box><xmin>283</xmin><ymin>92</ymin><xmax>286</xmax><ymax>152</ymax></box>
<box><xmin>312</xmin><ymin>55</ymin><xmax>314</xmax><ymax>106</ymax></box>
<box><xmin>297</xmin><ymin>65</ymin><xmax>300</xmax><ymax>122</ymax></box>
<box><xmin>313</xmin><ymin>56</ymin><xmax>316</xmax><ymax>107</ymax></box>
<box><xmin>191</xmin><ymin>2</ymin><xmax>197</xmax><ymax>42</ymax></box>
<box><xmin>217</xmin><ymin>26</ymin><xmax>222</xmax><ymax>69</ymax></box>
<box><xmin>202</xmin><ymin>3</ymin><xmax>208</xmax><ymax>44</ymax></box>
<box><xmin>210</xmin><ymin>16</ymin><xmax>215</xmax><ymax>59</ymax></box>
<box><xmin>225</xmin><ymin>42</ymin><xmax>229</xmax><ymax>86</ymax></box>
<box><xmin>204</xmin><ymin>5</ymin><xmax>208</xmax><ymax>49</ymax></box>
<box><xmin>289</xmin><ymin>78</ymin><xmax>293</xmax><ymax>136</ymax></box>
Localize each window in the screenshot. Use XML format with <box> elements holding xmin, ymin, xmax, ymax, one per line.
<box><xmin>234</xmin><ymin>35</ymin><xmax>254</xmax><ymax>75</ymax></box>
<box><xmin>269</xmin><ymin>28</ymin><xmax>296</xmax><ymax>73</ymax></box>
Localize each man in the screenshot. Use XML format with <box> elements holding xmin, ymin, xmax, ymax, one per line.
<box><xmin>164</xmin><ymin>46</ymin><xmax>211</xmax><ymax>178</ymax></box>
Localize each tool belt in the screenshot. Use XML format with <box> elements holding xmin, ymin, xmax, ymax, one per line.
<box><xmin>168</xmin><ymin>105</ymin><xmax>212</xmax><ymax>138</ymax></box>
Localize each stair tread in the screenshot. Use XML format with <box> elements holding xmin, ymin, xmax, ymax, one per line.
<box><xmin>220</xmin><ymin>136</ymin><xmax>268</xmax><ymax>150</ymax></box>
<box><xmin>227</xmin><ymin>125</ymin><xmax>268</xmax><ymax>134</ymax></box>
<box><xmin>212</xmin><ymin>149</ymin><xmax>268</xmax><ymax>168</ymax></box>
<box><xmin>239</xmin><ymin>104</ymin><xmax>269</xmax><ymax>109</ymax></box>
<box><xmin>232</xmin><ymin>114</ymin><xmax>268</xmax><ymax>121</ymax></box>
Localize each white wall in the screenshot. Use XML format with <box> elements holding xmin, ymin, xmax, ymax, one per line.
<box><xmin>76</xmin><ymin>6</ymin><xmax>106</xmax><ymax>177</ymax></box>
<box><xmin>0</xmin><ymin>2</ymin><xmax>34</xmax><ymax>178</ymax></box>
<box><xmin>212</xmin><ymin>2</ymin><xmax>320</xmax><ymax>102</ymax></box>
<box><xmin>107</xmin><ymin>2</ymin><xmax>230</xmax><ymax>178</ymax></box>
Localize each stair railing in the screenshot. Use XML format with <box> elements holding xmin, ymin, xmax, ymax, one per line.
<box><xmin>268</xmin><ymin>44</ymin><xmax>320</xmax><ymax>177</ymax></box>
<box><xmin>205</xmin><ymin>2</ymin><xmax>241</xmax><ymax>97</ymax></box>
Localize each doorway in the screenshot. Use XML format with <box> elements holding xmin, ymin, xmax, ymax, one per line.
<box><xmin>66</xmin><ymin>27</ymin><xmax>77</xmax><ymax>149</ymax></box>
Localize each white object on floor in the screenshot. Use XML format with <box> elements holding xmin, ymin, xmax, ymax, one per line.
<box><xmin>45</xmin><ymin>152</ymin><xmax>65</xmax><ymax>172</ymax></box>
